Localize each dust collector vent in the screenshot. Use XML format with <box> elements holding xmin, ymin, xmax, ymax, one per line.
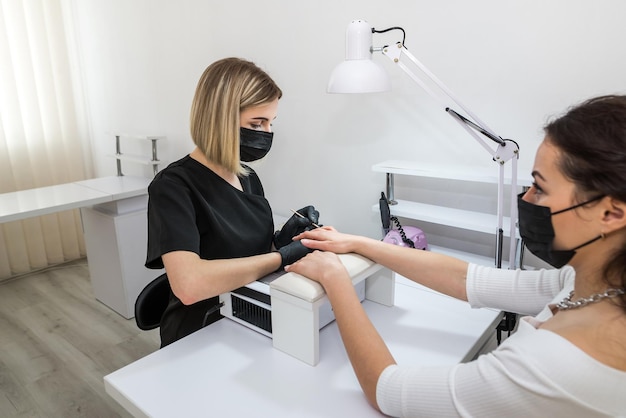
<box><xmin>231</xmin><ymin>295</ymin><xmax>272</xmax><ymax>333</ymax></box>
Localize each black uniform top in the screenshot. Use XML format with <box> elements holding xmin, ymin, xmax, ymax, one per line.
<box><xmin>145</xmin><ymin>155</ymin><xmax>274</xmax><ymax>347</ymax></box>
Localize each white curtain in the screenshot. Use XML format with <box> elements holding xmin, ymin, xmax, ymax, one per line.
<box><xmin>0</xmin><ymin>0</ymin><xmax>93</xmax><ymax>280</ymax></box>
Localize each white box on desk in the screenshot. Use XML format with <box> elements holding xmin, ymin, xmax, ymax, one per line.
<box><xmin>220</xmin><ymin>271</ymin><xmax>365</xmax><ymax>338</ymax></box>
<box><xmin>220</xmin><ymin>253</ymin><xmax>394</xmax><ymax>366</ymax></box>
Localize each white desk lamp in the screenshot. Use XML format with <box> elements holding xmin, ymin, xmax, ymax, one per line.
<box><xmin>328</xmin><ymin>19</ymin><xmax>520</xmax><ymax>270</ymax></box>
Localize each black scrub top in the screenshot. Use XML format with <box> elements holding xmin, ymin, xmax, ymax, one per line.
<box><xmin>145</xmin><ymin>155</ymin><xmax>274</xmax><ymax>347</ymax></box>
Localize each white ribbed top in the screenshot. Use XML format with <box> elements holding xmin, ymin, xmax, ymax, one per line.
<box><xmin>376</xmin><ymin>264</ymin><xmax>626</xmax><ymax>417</ymax></box>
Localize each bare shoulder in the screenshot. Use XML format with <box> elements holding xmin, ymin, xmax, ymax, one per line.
<box><xmin>540</xmin><ymin>305</ymin><xmax>626</xmax><ymax>372</ymax></box>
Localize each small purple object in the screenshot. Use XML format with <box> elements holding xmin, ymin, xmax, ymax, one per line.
<box><xmin>383</xmin><ymin>226</ymin><xmax>428</xmax><ymax>250</ymax></box>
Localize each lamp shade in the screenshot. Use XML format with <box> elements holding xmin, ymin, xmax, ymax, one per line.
<box><xmin>327</xmin><ymin>20</ymin><xmax>391</xmax><ymax>93</ymax></box>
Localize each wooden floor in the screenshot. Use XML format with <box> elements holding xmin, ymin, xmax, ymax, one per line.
<box><xmin>0</xmin><ymin>259</ymin><xmax>160</xmax><ymax>417</ymax></box>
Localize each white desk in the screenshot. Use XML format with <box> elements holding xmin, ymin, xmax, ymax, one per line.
<box><xmin>0</xmin><ymin>176</ymin><xmax>160</xmax><ymax>318</ymax></box>
<box><xmin>105</xmin><ymin>280</ymin><xmax>502</xmax><ymax>418</ymax></box>
<box><xmin>0</xmin><ymin>176</ymin><xmax>151</xmax><ymax>223</ymax></box>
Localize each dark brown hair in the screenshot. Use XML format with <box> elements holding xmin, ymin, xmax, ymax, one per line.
<box><xmin>544</xmin><ymin>95</ymin><xmax>626</xmax><ymax>309</ymax></box>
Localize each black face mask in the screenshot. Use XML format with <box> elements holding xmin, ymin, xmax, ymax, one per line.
<box><xmin>239</xmin><ymin>127</ymin><xmax>273</xmax><ymax>162</ymax></box>
<box><xmin>517</xmin><ymin>192</ymin><xmax>604</xmax><ymax>268</ymax></box>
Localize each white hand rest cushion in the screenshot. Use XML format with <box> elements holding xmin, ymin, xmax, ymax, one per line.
<box><xmin>270</xmin><ymin>253</ymin><xmax>376</xmax><ymax>302</ymax></box>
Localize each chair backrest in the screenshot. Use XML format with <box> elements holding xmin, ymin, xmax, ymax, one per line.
<box><xmin>135</xmin><ymin>273</ymin><xmax>171</xmax><ymax>330</ymax></box>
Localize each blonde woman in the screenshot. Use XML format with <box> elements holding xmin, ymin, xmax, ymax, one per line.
<box><xmin>146</xmin><ymin>58</ymin><xmax>318</xmax><ymax>347</ymax></box>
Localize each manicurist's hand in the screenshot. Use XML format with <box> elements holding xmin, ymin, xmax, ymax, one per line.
<box><xmin>273</xmin><ymin>205</ymin><xmax>320</xmax><ymax>249</ymax></box>
<box><xmin>276</xmin><ymin>240</ymin><xmax>313</xmax><ymax>269</ymax></box>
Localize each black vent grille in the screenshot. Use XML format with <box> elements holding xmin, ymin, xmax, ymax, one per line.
<box><xmin>231</xmin><ymin>295</ymin><xmax>272</xmax><ymax>333</ymax></box>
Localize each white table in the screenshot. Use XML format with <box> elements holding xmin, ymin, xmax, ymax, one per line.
<box><xmin>0</xmin><ymin>176</ymin><xmax>151</xmax><ymax>223</ymax></box>
<box><xmin>104</xmin><ymin>279</ymin><xmax>502</xmax><ymax>417</ymax></box>
<box><xmin>0</xmin><ymin>176</ymin><xmax>160</xmax><ymax>318</ymax></box>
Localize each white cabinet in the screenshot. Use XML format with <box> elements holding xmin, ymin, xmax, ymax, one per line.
<box><xmin>78</xmin><ymin>136</ymin><xmax>166</xmax><ymax>318</ymax></box>
<box><xmin>372</xmin><ymin>160</ymin><xmax>532</xmax><ymax>267</ymax></box>
<box><xmin>81</xmin><ymin>193</ymin><xmax>163</xmax><ymax>319</ymax></box>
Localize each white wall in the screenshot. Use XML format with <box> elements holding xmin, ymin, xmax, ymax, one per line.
<box><xmin>67</xmin><ymin>0</ymin><xmax>626</xmax><ymax>254</ymax></box>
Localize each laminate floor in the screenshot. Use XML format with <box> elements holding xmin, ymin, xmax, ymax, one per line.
<box><xmin>0</xmin><ymin>259</ymin><xmax>160</xmax><ymax>417</ymax></box>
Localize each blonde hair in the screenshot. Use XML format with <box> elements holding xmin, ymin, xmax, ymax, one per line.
<box><xmin>190</xmin><ymin>57</ymin><xmax>282</xmax><ymax>175</ymax></box>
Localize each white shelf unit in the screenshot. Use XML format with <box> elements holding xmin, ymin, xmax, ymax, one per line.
<box><xmin>110</xmin><ymin>134</ymin><xmax>166</xmax><ymax>176</ymax></box>
<box><xmin>372</xmin><ymin>160</ymin><xmax>532</xmax><ymax>268</ymax></box>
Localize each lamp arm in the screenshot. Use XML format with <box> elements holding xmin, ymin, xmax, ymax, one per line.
<box><xmin>381</xmin><ymin>42</ymin><xmax>518</xmax><ymax>163</ymax></box>
<box><xmin>380</xmin><ymin>41</ymin><xmax>520</xmax><ymax>270</ymax></box>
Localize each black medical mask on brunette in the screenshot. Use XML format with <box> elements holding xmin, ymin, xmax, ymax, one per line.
<box><xmin>239</xmin><ymin>127</ymin><xmax>273</xmax><ymax>162</ymax></box>
<box><xmin>517</xmin><ymin>192</ymin><xmax>604</xmax><ymax>268</ymax></box>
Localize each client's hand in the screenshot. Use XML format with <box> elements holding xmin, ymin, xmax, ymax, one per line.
<box><xmin>293</xmin><ymin>226</ymin><xmax>358</xmax><ymax>255</ymax></box>
<box><xmin>273</xmin><ymin>205</ymin><xmax>320</xmax><ymax>249</ymax></box>
<box><xmin>284</xmin><ymin>250</ymin><xmax>350</xmax><ymax>289</ymax></box>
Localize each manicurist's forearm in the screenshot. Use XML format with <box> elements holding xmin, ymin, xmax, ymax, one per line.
<box><xmin>164</xmin><ymin>250</ymin><xmax>282</xmax><ymax>304</ymax></box>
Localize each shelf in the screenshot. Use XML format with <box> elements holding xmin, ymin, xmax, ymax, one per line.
<box><xmin>107</xmin><ymin>133</ymin><xmax>166</xmax><ymax>141</ymax></box>
<box><xmin>109</xmin><ymin>154</ymin><xmax>161</xmax><ymax>166</ymax></box>
<box><xmin>372</xmin><ymin>160</ymin><xmax>532</xmax><ymax>187</ymax></box>
<box><xmin>373</xmin><ymin>159</ymin><xmax>523</xmax><ymax>269</ymax></box>
<box><xmin>109</xmin><ymin>133</ymin><xmax>166</xmax><ymax>176</ymax></box>
<box><xmin>372</xmin><ymin>199</ymin><xmax>519</xmax><ymax>238</ymax></box>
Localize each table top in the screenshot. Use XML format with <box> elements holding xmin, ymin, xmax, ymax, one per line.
<box><xmin>104</xmin><ymin>280</ymin><xmax>502</xmax><ymax>418</ymax></box>
<box><xmin>0</xmin><ymin>176</ymin><xmax>151</xmax><ymax>223</ymax></box>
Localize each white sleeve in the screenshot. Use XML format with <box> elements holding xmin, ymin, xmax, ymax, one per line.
<box><xmin>465</xmin><ymin>263</ymin><xmax>575</xmax><ymax>316</ymax></box>
<box><xmin>376</xmin><ymin>320</ymin><xmax>626</xmax><ymax>417</ymax></box>
<box><xmin>377</xmin><ymin>365</ymin><xmax>458</xmax><ymax>417</ymax></box>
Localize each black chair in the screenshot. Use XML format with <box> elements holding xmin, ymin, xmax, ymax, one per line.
<box><xmin>135</xmin><ymin>273</ymin><xmax>171</xmax><ymax>330</ymax></box>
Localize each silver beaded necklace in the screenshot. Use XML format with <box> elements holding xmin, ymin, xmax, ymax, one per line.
<box><xmin>556</xmin><ymin>288</ymin><xmax>626</xmax><ymax>311</ymax></box>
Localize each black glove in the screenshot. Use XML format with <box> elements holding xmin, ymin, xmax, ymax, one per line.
<box><xmin>277</xmin><ymin>240</ymin><xmax>313</xmax><ymax>269</ymax></box>
<box><xmin>273</xmin><ymin>205</ymin><xmax>320</xmax><ymax>249</ymax></box>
